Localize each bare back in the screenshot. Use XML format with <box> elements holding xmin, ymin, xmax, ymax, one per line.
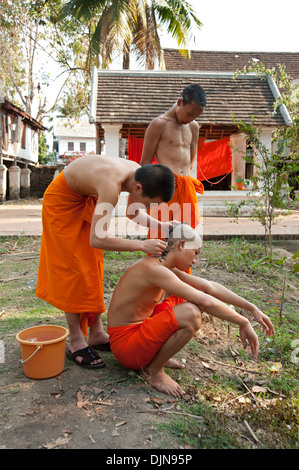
<box><xmin>107</xmin><ymin>257</ymin><xmax>166</xmax><ymax>327</ymax></box>
<box><xmin>63</xmin><ymin>154</ymin><xmax>139</xmax><ymax>197</ymax></box>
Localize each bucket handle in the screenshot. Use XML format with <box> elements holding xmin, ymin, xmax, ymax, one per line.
<box><xmin>21</xmin><ymin>345</ymin><xmax>42</xmax><ymax>364</ymax></box>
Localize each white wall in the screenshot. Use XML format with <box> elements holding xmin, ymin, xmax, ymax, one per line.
<box><xmin>58</xmin><ymin>137</ymin><xmax>96</xmax><ymax>156</ymax></box>
<box><xmin>18</xmin><ymin>126</ymin><xmax>39</xmax><ymax>163</ymax></box>
<box><xmin>2</xmin><ymin>116</ymin><xmax>39</xmax><ymax>164</ymax></box>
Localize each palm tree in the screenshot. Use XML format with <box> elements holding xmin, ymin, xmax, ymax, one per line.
<box><xmin>58</xmin><ymin>0</ymin><xmax>202</xmax><ymax>70</ymax></box>
<box><xmin>134</xmin><ymin>0</ymin><xmax>202</xmax><ymax>70</ymax></box>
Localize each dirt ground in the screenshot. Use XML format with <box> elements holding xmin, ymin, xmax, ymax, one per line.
<box><xmin>1</xmin><ymin>315</ymin><xmax>255</xmax><ymax>451</ymax></box>
<box><xmin>0</xmin><ymin>237</ymin><xmax>298</xmax><ymax>451</ymax></box>
<box><xmin>1</xmin><ymin>304</ymin><xmax>239</xmax><ymax>450</ymax></box>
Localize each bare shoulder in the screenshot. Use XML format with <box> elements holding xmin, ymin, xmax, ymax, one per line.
<box><xmin>64</xmin><ymin>155</ymin><xmax>138</xmax><ymax>197</ymax></box>
<box><xmin>190</xmin><ymin>120</ymin><xmax>200</xmax><ymax>132</ymax></box>
<box><xmin>137</xmin><ymin>257</ymin><xmax>169</xmax><ymax>275</ymax></box>
<box><xmin>145</xmin><ymin>258</ymin><xmax>179</xmax><ymax>282</ymax></box>
<box><xmin>121</xmin><ymin>257</ymin><xmax>170</xmax><ymax>288</ymax></box>
<box><xmin>146</xmin><ymin>115</ymin><xmax>168</xmax><ymax>134</ymax></box>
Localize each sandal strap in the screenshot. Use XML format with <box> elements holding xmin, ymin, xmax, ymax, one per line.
<box><xmin>72</xmin><ymin>346</ymin><xmax>101</xmax><ymax>365</ymax></box>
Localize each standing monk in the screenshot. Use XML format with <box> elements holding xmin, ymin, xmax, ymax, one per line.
<box><xmin>36</xmin><ymin>155</ymin><xmax>175</xmax><ymax>369</ymax></box>
<box><xmin>140</xmin><ymin>84</ymin><xmax>206</xmax><ymax>248</ymax></box>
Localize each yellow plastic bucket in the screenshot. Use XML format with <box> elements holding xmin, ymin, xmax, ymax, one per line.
<box><xmin>16</xmin><ymin>325</ymin><xmax>69</xmax><ymax>379</ymax></box>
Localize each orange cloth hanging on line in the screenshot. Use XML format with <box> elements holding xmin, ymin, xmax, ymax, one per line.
<box><xmin>128</xmin><ymin>136</ymin><xmax>157</xmax><ymax>164</ymax></box>
<box><xmin>128</xmin><ymin>136</ymin><xmax>144</xmax><ymax>163</ymax></box>
<box><xmin>197</xmin><ymin>136</ymin><xmax>232</xmax><ymax>181</ymax></box>
<box><xmin>198</xmin><ymin>136</ymin><xmax>206</xmax><ymax>151</ymax></box>
<box><xmin>36</xmin><ymin>170</ymin><xmax>105</xmax><ymax>338</ymax></box>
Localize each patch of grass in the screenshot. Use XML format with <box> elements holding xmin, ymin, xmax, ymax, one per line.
<box><xmin>157</xmin><ymin>400</ymin><xmax>245</xmax><ymax>449</ymax></box>
<box><xmin>0</xmin><ymin>307</ymin><xmax>65</xmax><ymax>338</ymax></box>
<box><xmin>103</xmin><ymin>250</ymin><xmax>145</xmax><ymax>261</ymax></box>
<box><xmin>201</xmin><ymin>238</ymin><xmax>296</xmax><ymax>279</ymax></box>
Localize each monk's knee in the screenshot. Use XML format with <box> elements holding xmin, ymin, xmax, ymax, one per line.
<box><xmin>184</xmin><ymin>302</ymin><xmax>202</xmax><ymax>331</ymax></box>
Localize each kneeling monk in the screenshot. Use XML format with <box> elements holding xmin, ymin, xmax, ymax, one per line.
<box><xmin>107</xmin><ymin>223</ymin><xmax>275</xmax><ymax>396</ymax></box>
<box><xmin>36</xmin><ymin>155</ymin><xmax>175</xmax><ymax>369</ymax></box>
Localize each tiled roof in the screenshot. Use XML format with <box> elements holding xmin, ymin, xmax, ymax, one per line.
<box><xmin>163</xmin><ymin>49</ymin><xmax>299</xmax><ymax>79</ymax></box>
<box><xmin>0</xmin><ymin>97</ymin><xmax>46</xmax><ymax>131</ymax></box>
<box><xmin>91</xmin><ymin>70</ymin><xmax>289</xmax><ymax>139</ymax></box>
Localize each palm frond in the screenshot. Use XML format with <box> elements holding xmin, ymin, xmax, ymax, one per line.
<box><xmin>91</xmin><ymin>1</ymin><xmax>135</xmax><ymax>58</ymax></box>
<box><xmin>57</xmin><ymin>0</ymin><xmax>107</xmax><ymax>22</ymax></box>
<box><xmin>153</xmin><ymin>0</ymin><xmax>202</xmax><ymax>48</ymax></box>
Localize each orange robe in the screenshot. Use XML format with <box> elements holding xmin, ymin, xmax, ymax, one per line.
<box><xmin>148</xmin><ymin>174</ymin><xmax>204</xmax><ymax>238</ymax></box>
<box><xmin>36</xmin><ymin>171</ymin><xmax>105</xmax><ymax>337</ymax></box>
<box><xmin>108</xmin><ymin>296</ymin><xmax>184</xmax><ymax>370</ymax></box>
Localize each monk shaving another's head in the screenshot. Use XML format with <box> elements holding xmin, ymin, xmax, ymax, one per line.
<box><xmin>107</xmin><ymin>223</ymin><xmax>275</xmax><ymax>397</ymax></box>
<box><xmin>36</xmin><ymin>153</ymin><xmax>178</xmax><ymax>370</ymax></box>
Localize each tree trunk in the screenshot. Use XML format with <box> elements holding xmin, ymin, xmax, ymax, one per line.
<box><xmin>145</xmin><ymin>7</ymin><xmax>155</xmax><ymax>70</ymax></box>
<box><xmin>122</xmin><ymin>41</ymin><xmax>130</xmax><ymax>70</ymax></box>
<box><xmin>26</xmin><ymin>20</ymin><xmax>38</xmax><ymax>116</ymax></box>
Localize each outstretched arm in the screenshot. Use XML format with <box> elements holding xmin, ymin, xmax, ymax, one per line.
<box><xmin>151</xmin><ymin>266</ymin><xmax>272</xmax><ymax>359</ymax></box>
<box><xmin>153</xmin><ymin>267</ymin><xmax>251</xmax><ymax>327</ymax></box>
<box><xmin>173</xmin><ymin>269</ymin><xmax>275</xmax><ymax>337</ymax></box>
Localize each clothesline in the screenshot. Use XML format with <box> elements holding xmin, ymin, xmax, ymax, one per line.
<box><xmin>198</xmin><ymin>148</ymin><xmax>245</xmax><ymax>186</ymax></box>
<box><xmin>128</xmin><ymin>135</ymin><xmax>248</xmax><ymax>187</ymax></box>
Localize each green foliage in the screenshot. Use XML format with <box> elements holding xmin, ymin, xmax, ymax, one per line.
<box><xmin>291</xmin><ymin>249</ymin><xmax>299</xmax><ymax>273</ymax></box>
<box><xmin>227</xmin><ymin>116</ymin><xmax>297</xmax><ymax>255</ymax></box>
<box><xmin>38</xmin><ymin>132</ymin><xmax>50</xmax><ymax>164</ymax></box>
<box><xmin>0</xmin><ymin>0</ymin><xmax>100</xmax><ymax>121</ymax></box>
<box><xmin>234</xmin><ymin>62</ymin><xmax>299</xmax><ymax>189</ymax></box>
<box><xmin>1</xmin><ymin>1</ymin><xmax>203</xmax><ymax>118</ymax></box>
<box><xmin>58</xmin><ymin>0</ymin><xmax>203</xmax><ymax>70</ymax></box>
<box><xmin>202</xmin><ymin>238</ymin><xmax>275</xmax><ymax>275</ymax></box>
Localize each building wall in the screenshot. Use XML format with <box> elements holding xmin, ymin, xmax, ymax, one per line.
<box><xmin>58</xmin><ymin>137</ymin><xmax>96</xmax><ymax>156</ymax></box>
<box><xmin>18</xmin><ymin>125</ymin><xmax>39</xmax><ymax>163</ymax></box>
<box><xmin>1</xmin><ymin>112</ymin><xmax>39</xmax><ymax>164</ymax></box>
<box><xmin>29</xmin><ymin>164</ymin><xmax>64</xmax><ymax>198</ymax></box>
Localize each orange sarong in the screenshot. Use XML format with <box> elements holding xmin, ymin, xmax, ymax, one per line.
<box><xmin>36</xmin><ymin>171</ymin><xmax>105</xmax><ymax>337</ymax></box>
<box><xmin>148</xmin><ymin>174</ymin><xmax>204</xmax><ymax>240</ymax></box>
<box><xmin>107</xmin><ymin>296</ymin><xmax>184</xmax><ymax>370</ymax></box>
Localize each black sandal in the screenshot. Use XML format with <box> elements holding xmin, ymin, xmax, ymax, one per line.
<box><xmin>90</xmin><ymin>342</ymin><xmax>111</xmax><ymax>352</ymax></box>
<box><xmin>66</xmin><ymin>346</ymin><xmax>105</xmax><ymax>369</ymax></box>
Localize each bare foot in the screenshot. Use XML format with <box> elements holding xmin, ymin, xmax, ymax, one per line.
<box><xmin>165</xmin><ymin>358</ymin><xmax>185</xmax><ymax>369</ymax></box>
<box><xmin>88</xmin><ymin>330</ymin><xmax>109</xmax><ymax>347</ymax></box>
<box><xmin>88</xmin><ymin>316</ymin><xmax>109</xmax><ymax>348</ymax></box>
<box><xmin>140</xmin><ymin>367</ymin><xmax>185</xmax><ymax>397</ymax></box>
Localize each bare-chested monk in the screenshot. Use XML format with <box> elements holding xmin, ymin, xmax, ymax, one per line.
<box><xmin>107</xmin><ymin>224</ymin><xmax>275</xmax><ymax>397</ymax></box>
<box><xmin>140</xmin><ymin>84</ymin><xmax>206</xmax><ymax>241</ymax></box>
<box><xmin>36</xmin><ymin>155</ymin><xmax>175</xmax><ymax>369</ymax></box>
